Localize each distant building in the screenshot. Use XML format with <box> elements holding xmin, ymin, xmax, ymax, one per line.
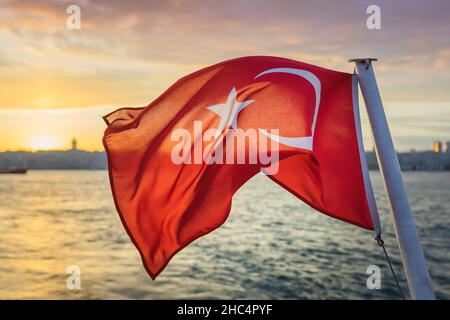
<box><xmin>446</xmin><ymin>141</ymin><xmax>450</xmax><ymax>154</ymax></box>
<box><xmin>71</xmin><ymin>138</ymin><xmax>78</xmax><ymax>150</ymax></box>
<box><xmin>433</xmin><ymin>140</ymin><xmax>442</xmax><ymax>153</ymax></box>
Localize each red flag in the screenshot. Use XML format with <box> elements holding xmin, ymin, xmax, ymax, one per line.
<box><xmin>103</xmin><ymin>56</ymin><xmax>378</xmax><ymax>279</ymax></box>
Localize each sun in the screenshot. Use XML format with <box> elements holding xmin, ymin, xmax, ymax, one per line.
<box><xmin>29</xmin><ymin>134</ymin><xmax>61</xmax><ymax>151</ymax></box>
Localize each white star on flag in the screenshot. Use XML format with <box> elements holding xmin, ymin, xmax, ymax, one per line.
<box><xmin>207</xmin><ymin>87</ymin><xmax>254</xmax><ymax>139</ymax></box>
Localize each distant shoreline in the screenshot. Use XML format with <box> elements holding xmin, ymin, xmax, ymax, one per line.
<box><xmin>1</xmin><ymin>149</ymin><xmax>449</xmax><ymax>171</ymax></box>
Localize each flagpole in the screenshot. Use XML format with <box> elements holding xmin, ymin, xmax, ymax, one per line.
<box><xmin>350</xmin><ymin>58</ymin><xmax>435</xmax><ymax>300</ymax></box>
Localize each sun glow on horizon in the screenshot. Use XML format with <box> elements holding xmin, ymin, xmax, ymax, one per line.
<box><xmin>28</xmin><ymin>133</ymin><xmax>63</xmax><ymax>151</ymax></box>
<box><xmin>0</xmin><ymin>107</ymin><xmax>110</xmax><ymax>152</ymax></box>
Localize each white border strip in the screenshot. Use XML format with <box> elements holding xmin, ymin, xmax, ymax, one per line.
<box><xmin>352</xmin><ymin>74</ymin><xmax>381</xmax><ymax>235</ymax></box>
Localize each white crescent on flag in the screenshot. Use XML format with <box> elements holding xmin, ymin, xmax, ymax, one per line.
<box><xmin>254</xmin><ymin>68</ymin><xmax>321</xmax><ymax>151</ymax></box>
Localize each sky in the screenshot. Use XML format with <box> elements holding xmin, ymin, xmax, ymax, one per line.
<box><xmin>0</xmin><ymin>0</ymin><xmax>449</xmax><ymax>151</ymax></box>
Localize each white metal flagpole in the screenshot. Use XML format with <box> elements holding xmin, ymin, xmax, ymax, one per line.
<box><xmin>350</xmin><ymin>58</ymin><xmax>435</xmax><ymax>300</ymax></box>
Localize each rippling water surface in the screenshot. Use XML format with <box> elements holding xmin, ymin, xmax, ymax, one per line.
<box><xmin>0</xmin><ymin>170</ymin><xmax>448</xmax><ymax>299</ymax></box>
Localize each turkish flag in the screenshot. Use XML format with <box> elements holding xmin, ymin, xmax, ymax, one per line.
<box><xmin>103</xmin><ymin>56</ymin><xmax>378</xmax><ymax>279</ymax></box>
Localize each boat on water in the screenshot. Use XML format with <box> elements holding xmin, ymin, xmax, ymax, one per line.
<box><xmin>0</xmin><ymin>168</ymin><xmax>28</xmax><ymax>174</ymax></box>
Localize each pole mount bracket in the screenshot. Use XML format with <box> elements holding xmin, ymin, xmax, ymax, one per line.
<box><xmin>348</xmin><ymin>58</ymin><xmax>378</xmax><ymax>69</ymax></box>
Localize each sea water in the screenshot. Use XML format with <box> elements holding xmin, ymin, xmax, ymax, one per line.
<box><xmin>0</xmin><ymin>170</ymin><xmax>448</xmax><ymax>299</ymax></box>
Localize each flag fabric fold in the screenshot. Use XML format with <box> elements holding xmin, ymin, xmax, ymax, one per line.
<box><xmin>103</xmin><ymin>56</ymin><xmax>379</xmax><ymax>279</ymax></box>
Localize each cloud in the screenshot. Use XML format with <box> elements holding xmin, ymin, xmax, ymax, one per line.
<box><xmin>2</xmin><ymin>0</ymin><xmax>450</xmax><ymax>74</ymax></box>
<box><xmin>0</xmin><ymin>0</ymin><xmax>449</xmax><ymax>150</ymax></box>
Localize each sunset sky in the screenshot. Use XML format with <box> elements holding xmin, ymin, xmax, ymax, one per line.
<box><xmin>1</xmin><ymin>0</ymin><xmax>449</xmax><ymax>151</ymax></box>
